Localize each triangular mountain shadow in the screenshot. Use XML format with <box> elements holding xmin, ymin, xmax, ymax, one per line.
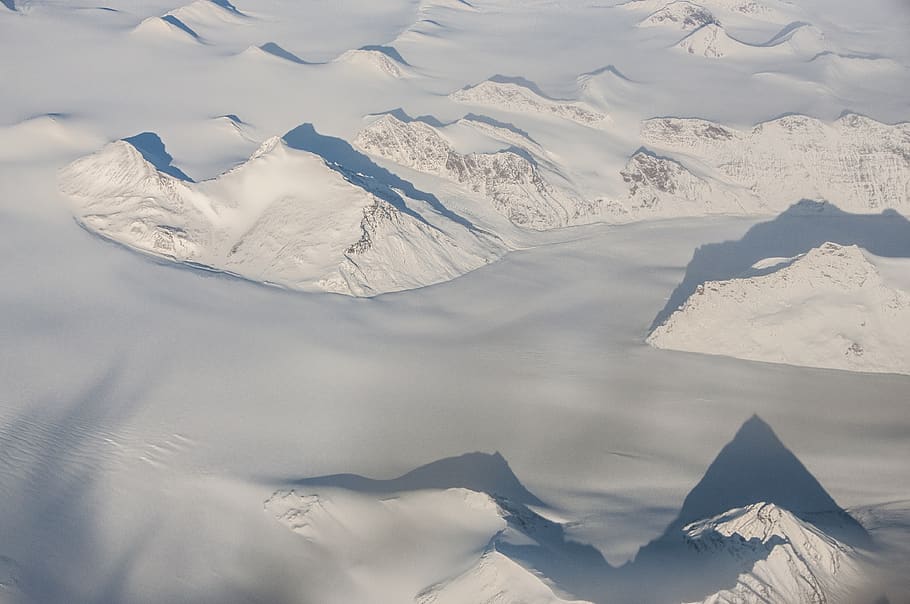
<box><xmin>618</xmin><ymin>415</ymin><xmax>871</xmax><ymax>603</ymax></box>
<box><xmin>665</xmin><ymin>415</ymin><xmax>868</xmax><ymax>545</ymax></box>
<box><xmin>651</xmin><ymin>200</ymin><xmax>910</xmax><ymax>330</ymax></box>
<box><xmin>282</xmin><ymin>123</ymin><xmax>483</xmax><ymax>233</ymax></box>
<box><xmin>122</xmin><ymin>132</ymin><xmax>193</xmax><ymax>181</ymax></box>
<box><xmin>291</xmin><ymin>451</ymin><xmax>612</xmax><ymax>602</ymax></box>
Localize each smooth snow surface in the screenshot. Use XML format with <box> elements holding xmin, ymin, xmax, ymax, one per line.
<box><xmin>1</xmin><ymin>0</ymin><xmax>909</xmax><ymax>602</ymax></box>
<box><xmin>650</xmin><ymin>243</ymin><xmax>910</xmax><ymax>374</ymax></box>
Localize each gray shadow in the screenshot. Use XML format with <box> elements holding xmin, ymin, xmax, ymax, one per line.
<box><xmin>122</xmin><ymin>132</ymin><xmax>193</xmax><ymax>182</ymax></box>
<box><xmin>651</xmin><ymin>201</ymin><xmax>910</xmax><ymax>331</ymax></box>
<box><xmin>282</xmin><ymin>123</ymin><xmax>480</xmax><ymax>232</ymax></box>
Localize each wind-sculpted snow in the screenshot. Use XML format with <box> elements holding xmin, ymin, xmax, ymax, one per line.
<box><xmin>684</xmin><ymin>503</ymin><xmax>865</xmax><ymax>604</ymax></box>
<box><xmin>450</xmin><ymin>79</ymin><xmax>611</xmax><ymax>129</ymax></box>
<box><xmin>675</xmin><ymin>22</ymin><xmax>825</xmax><ymax>59</ymax></box>
<box><xmin>640</xmin><ymin>113</ymin><xmax>910</xmax><ymax>214</ymax></box>
<box><xmin>649</xmin><ymin>243</ymin><xmax>910</xmax><ymax>374</ymax></box>
<box><xmin>263</xmin><ymin>423</ymin><xmax>879</xmax><ymax>604</ymax></box>
<box><xmin>355</xmin><ymin>114</ymin><xmax>595</xmax><ymax>229</ymax></box>
<box><xmin>417</xmin><ymin>550</ymin><xmax>593</xmax><ymax>604</ymax></box>
<box><xmin>59</xmin><ymin>135</ymin><xmax>498</xmax><ymax>296</ymax></box>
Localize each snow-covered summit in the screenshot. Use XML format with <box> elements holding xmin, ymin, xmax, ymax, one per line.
<box><xmin>639</xmin><ymin>113</ymin><xmax>910</xmax><ymax>214</ymax></box>
<box><xmin>639</xmin><ymin>1</ymin><xmax>717</xmax><ymax>31</ymax></box>
<box><xmin>333</xmin><ymin>46</ymin><xmax>411</xmax><ymax>78</ymax></box>
<box><xmin>417</xmin><ymin>549</ymin><xmax>593</xmax><ymax>604</ymax></box>
<box><xmin>649</xmin><ymin>243</ymin><xmax>910</xmax><ymax>375</ymax></box>
<box><xmin>683</xmin><ymin>502</ymin><xmax>866</xmax><ymax>604</ymax></box>
<box><xmin>355</xmin><ymin>113</ymin><xmax>593</xmax><ymax>229</ymax></box>
<box><xmin>450</xmin><ymin>78</ymin><xmax>610</xmax><ymax>129</ymax></box>
<box><xmin>59</xmin><ymin>132</ymin><xmax>499</xmax><ymax>296</ymax></box>
<box><xmin>131</xmin><ymin>15</ymin><xmax>202</xmax><ymax>44</ymax></box>
<box><xmin>676</xmin><ymin>21</ymin><xmax>825</xmax><ymax>59</ymax></box>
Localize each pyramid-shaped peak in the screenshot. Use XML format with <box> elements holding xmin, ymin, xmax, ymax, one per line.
<box><xmin>672</xmin><ymin>415</ymin><xmax>850</xmax><ymax>532</ymax></box>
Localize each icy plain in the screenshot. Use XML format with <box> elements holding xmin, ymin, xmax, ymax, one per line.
<box><xmin>1</xmin><ymin>0</ymin><xmax>909</xmax><ymax>602</ymax></box>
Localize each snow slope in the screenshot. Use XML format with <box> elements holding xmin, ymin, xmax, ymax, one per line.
<box><xmin>59</xmin><ymin>134</ymin><xmax>499</xmax><ymax>296</ymax></box>
<box><xmin>639</xmin><ymin>1</ymin><xmax>717</xmax><ymax>31</ymax></box>
<box><xmin>2</xmin><ymin>1</ymin><xmax>910</xmax><ymax>603</ymax></box>
<box><xmin>621</xmin><ymin>415</ymin><xmax>874</xmax><ymax>604</ymax></box>
<box><xmin>649</xmin><ymin>243</ymin><xmax>910</xmax><ymax>374</ymax></box>
<box><xmin>355</xmin><ymin>113</ymin><xmax>594</xmax><ymax>229</ymax></box>
<box><xmin>417</xmin><ymin>550</ymin><xmax>592</xmax><ymax>604</ymax></box>
<box><xmin>684</xmin><ymin>503</ymin><xmax>866</xmax><ymax>604</ymax></box>
<box><xmin>639</xmin><ymin>113</ymin><xmax>910</xmax><ymax>215</ymax></box>
<box><xmin>450</xmin><ymin>78</ymin><xmax>611</xmax><ymax>130</ymax></box>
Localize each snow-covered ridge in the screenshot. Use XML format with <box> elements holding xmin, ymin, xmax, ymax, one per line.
<box><xmin>639</xmin><ymin>113</ymin><xmax>910</xmax><ymax>214</ymax></box>
<box><xmin>450</xmin><ymin>78</ymin><xmax>611</xmax><ymax>129</ymax></box>
<box><xmin>675</xmin><ymin>21</ymin><xmax>825</xmax><ymax>59</ymax></box>
<box><xmin>355</xmin><ymin>113</ymin><xmax>595</xmax><ymax>230</ymax></box>
<box><xmin>166</xmin><ymin>0</ymin><xmax>247</xmax><ymax>27</ymax></box>
<box><xmin>333</xmin><ymin>46</ymin><xmax>411</xmax><ymax>78</ymax></box>
<box><xmin>59</xmin><ymin>134</ymin><xmax>499</xmax><ymax>296</ymax></box>
<box><xmin>639</xmin><ymin>1</ymin><xmax>717</xmax><ymax>31</ymax></box>
<box><xmin>684</xmin><ymin>502</ymin><xmax>866</xmax><ymax>604</ymax></box>
<box><xmin>131</xmin><ymin>14</ymin><xmax>203</xmax><ymax>44</ymax></box>
<box><xmin>648</xmin><ymin>242</ymin><xmax>910</xmax><ymax>375</ymax></box>
<box><xmin>417</xmin><ymin>550</ymin><xmax>592</xmax><ymax>604</ymax></box>
<box><xmin>263</xmin><ymin>421</ymin><xmax>875</xmax><ymax>604</ymax></box>
<box><xmin>622</xmin><ymin>0</ymin><xmax>785</xmax><ymax>23</ymax></box>
<box><xmin>611</xmin><ymin>149</ymin><xmax>750</xmax><ymax>221</ymax></box>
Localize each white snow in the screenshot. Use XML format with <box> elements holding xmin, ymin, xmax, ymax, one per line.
<box><xmin>59</xmin><ymin>135</ymin><xmax>499</xmax><ymax>296</ymax></box>
<box><xmin>1</xmin><ymin>0</ymin><xmax>910</xmax><ymax>602</ymax></box>
<box><xmin>684</xmin><ymin>503</ymin><xmax>865</xmax><ymax>604</ymax></box>
<box><xmin>649</xmin><ymin>242</ymin><xmax>910</xmax><ymax>375</ymax></box>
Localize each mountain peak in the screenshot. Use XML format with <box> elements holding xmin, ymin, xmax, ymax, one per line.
<box><xmin>670</xmin><ymin>415</ymin><xmax>864</xmax><ymax>540</ymax></box>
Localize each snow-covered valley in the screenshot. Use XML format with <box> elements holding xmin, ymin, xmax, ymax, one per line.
<box><xmin>1</xmin><ymin>0</ymin><xmax>909</xmax><ymax>602</ymax></box>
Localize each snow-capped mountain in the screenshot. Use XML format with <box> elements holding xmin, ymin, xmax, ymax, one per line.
<box><xmin>613</xmin><ymin>149</ymin><xmax>748</xmax><ymax>220</ymax></box>
<box><xmin>638</xmin><ymin>1</ymin><xmax>717</xmax><ymax>31</ymax></box>
<box><xmin>333</xmin><ymin>46</ymin><xmax>412</xmax><ymax>78</ymax></box>
<box><xmin>622</xmin><ymin>0</ymin><xmax>787</xmax><ymax>23</ymax></box>
<box><xmin>622</xmin><ymin>415</ymin><xmax>874</xmax><ymax>604</ymax></box>
<box><xmin>263</xmin><ymin>417</ymin><xmax>878</xmax><ymax>604</ymax></box>
<box><xmin>450</xmin><ymin>77</ymin><xmax>611</xmax><ymax>129</ymax></box>
<box><xmin>355</xmin><ymin>113</ymin><xmax>595</xmax><ymax>229</ymax></box>
<box><xmin>59</xmin><ymin>133</ymin><xmax>499</xmax><ymax>296</ymax></box>
<box><xmin>648</xmin><ymin>242</ymin><xmax>910</xmax><ymax>375</ymax></box>
<box><xmin>263</xmin><ymin>452</ymin><xmax>608</xmax><ymax>604</ymax></box>
<box><xmin>675</xmin><ymin>21</ymin><xmax>825</xmax><ymax>60</ymax></box>
<box><xmin>417</xmin><ymin>550</ymin><xmax>592</xmax><ymax>604</ymax></box>
<box><xmin>637</xmin><ymin>113</ymin><xmax>910</xmax><ymax>215</ymax></box>
<box><xmin>683</xmin><ymin>502</ymin><xmax>866</xmax><ymax>604</ymax></box>
<box><xmin>675</xmin><ymin>23</ymin><xmax>746</xmax><ymax>58</ymax></box>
